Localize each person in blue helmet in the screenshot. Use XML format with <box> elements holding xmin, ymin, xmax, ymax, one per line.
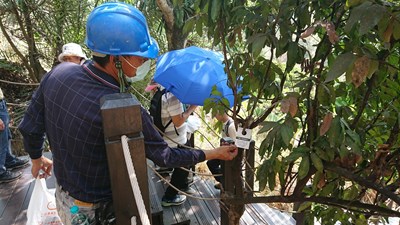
<box><xmin>18</xmin><ymin>2</ymin><xmax>238</xmax><ymax>224</ymax></box>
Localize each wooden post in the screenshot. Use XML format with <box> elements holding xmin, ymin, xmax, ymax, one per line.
<box><xmin>245</xmin><ymin>141</ymin><xmax>255</xmax><ymax>192</ymax></box>
<box><xmin>221</xmin><ymin>142</ymin><xmax>245</xmax><ymax>225</ymax></box>
<box><xmin>100</xmin><ymin>93</ymin><xmax>151</xmax><ymax>225</ymax></box>
<box><xmin>293</xmin><ymin>202</ymin><xmax>308</xmax><ymax>225</ymax></box>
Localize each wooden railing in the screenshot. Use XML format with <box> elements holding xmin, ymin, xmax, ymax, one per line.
<box><xmin>100</xmin><ymin>93</ymin><xmax>151</xmax><ymax>225</ymax></box>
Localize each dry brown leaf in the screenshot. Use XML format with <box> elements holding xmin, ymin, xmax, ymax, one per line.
<box><xmin>327</xmin><ymin>30</ymin><xmax>339</xmax><ymax>44</ymax></box>
<box><xmin>326</xmin><ymin>22</ymin><xmax>339</xmax><ymax>44</ymax></box>
<box><xmin>280</xmin><ymin>99</ymin><xmax>290</xmax><ymax>114</ymax></box>
<box><xmin>317</xmin><ymin>173</ymin><xmax>326</xmax><ymax>189</ymax></box>
<box><xmin>351</xmin><ymin>56</ymin><xmax>370</xmax><ymax>88</ymax></box>
<box><xmin>378</xmin><ymin>144</ymin><xmax>390</xmax><ymax>150</ymax></box>
<box><xmin>300</xmin><ymin>26</ymin><xmax>316</xmax><ymax>39</ymax></box>
<box><xmin>383</xmin><ymin>20</ymin><xmax>394</xmax><ymax>43</ymax></box>
<box><xmin>320</xmin><ymin>112</ymin><xmax>333</xmax><ymax>136</ymax></box>
<box><xmin>288</xmin><ymin>96</ymin><xmax>298</xmax><ymax>117</ymax></box>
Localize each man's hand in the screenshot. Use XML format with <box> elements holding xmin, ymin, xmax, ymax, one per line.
<box><xmin>0</xmin><ymin>118</ymin><xmax>4</xmax><ymax>131</ymax></box>
<box><xmin>205</xmin><ymin>145</ymin><xmax>238</xmax><ymax>161</ymax></box>
<box><xmin>31</xmin><ymin>156</ymin><xmax>53</xmax><ymax>179</ymax></box>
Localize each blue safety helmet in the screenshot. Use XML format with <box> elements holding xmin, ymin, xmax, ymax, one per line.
<box><xmin>85</xmin><ymin>2</ymin><xmax>159</xmax><ymax>59</ymax></box>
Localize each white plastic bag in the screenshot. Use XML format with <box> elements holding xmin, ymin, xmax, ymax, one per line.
<box><xmin>26</xmin><ymin>178</ymin><xmax>63</xmax><ymax>225</ymax></box>
<box><xmin>186</xmin><ymin>115</ymin><xmax>201</xmax><ymax>133</ymax></box>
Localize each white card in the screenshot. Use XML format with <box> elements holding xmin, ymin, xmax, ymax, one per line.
<box><xmin>235</xmin><ymin>127</ymin><xmax>252</xmax><ymax>149</ymax></box>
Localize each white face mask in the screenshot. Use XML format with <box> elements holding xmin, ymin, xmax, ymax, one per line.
<box><xmin>122</xmin><ymin>57</ymin><xmax>151</xmax><ymax>83</ymax></box>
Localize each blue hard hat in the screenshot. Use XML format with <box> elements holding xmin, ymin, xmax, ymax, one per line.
<box><xmin>85</xmin><ymin>2</ymin><xmax>159</xmax><ymax>59</ymax></box>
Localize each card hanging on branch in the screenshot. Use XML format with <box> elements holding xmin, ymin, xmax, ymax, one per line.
<box><xmin>236</xmin><ymin>127</ymin><xmax>252</xmax><ymax>149</ymax></box>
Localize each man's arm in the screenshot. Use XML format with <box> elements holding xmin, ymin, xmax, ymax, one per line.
<box><xmin>204</xmin><ymin>145</ymin><xmax>238</xmax><ymax>161</ymax></box>
<box><xmin>141</xmin><ymin>107</ymin><xmax>238</xmax><ymax>167</ymax></box>
<box><xmin>165</xmin><ymin>93</ymin><xmax>197</xmax><ymax>127</ymax></box>
<box><xmin>18</xmin><ymin>80</ymin><xmax>48</xmax><ymax>161</ymax></box>
<box><xmin>171</xmin><ymin>105</ymin><xmax>197</xmax><ymax>127</ymax></box>
<box><xmin>0</xmin><ymin>118</ymin><xmax>4</xmax><ymax>131</ymax></box>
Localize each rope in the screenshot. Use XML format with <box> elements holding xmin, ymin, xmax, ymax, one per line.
<box><xmin>121</xmin><ymin>135</ymin><xmax>151</xmax><ymax>225</ymax></box>
<box><xmin>6</xmin><ymin>102</ymin><xmax>29</xmax><ymax>107</ymax></box>
<box><xmin>147</xmin><ymin>163</ymin><xmax>222</xmax><ymax>201</ymax></box>
<box><xmin>177</xmin><ymin>166</ymin><xmax>222</xmax><ymax>177</ymax></box>
<box><xmin>0</xmin><ymin>79</ymin><xmax>39</xmax><ymax>86</ymax></box>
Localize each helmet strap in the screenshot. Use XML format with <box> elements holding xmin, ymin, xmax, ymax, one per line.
<box><xmin>114</xmin><ymin>57</ymin><xmax>129</xmax><ymax>93</ymax></box>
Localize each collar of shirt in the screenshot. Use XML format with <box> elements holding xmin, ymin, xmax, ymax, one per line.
<box><xmin>82</xmin><ymin>61</ymin><xmax>119</xmax><ymax>90</ymax></box>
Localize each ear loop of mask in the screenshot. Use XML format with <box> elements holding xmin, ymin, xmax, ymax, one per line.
<box><xmin>114</xmin><ymin>56</ymin><xmax>128</xmax><ymax>93</ymax></box>
<box><xmin>123</xmin><ymin>58</ymin><xmax>151</xmax><ymax>83</ymax></box>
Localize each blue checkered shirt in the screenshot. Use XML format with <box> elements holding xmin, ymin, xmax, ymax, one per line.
<box><xmin>18</xmin><ymin>61</ymin><xmax>205</xmax><ymax>203</ymax></box>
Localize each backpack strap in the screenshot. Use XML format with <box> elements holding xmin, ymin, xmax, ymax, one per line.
<box><xmin>224</xmin><ymin>119</ymin><xmax>232</xmax><ymax>137</ymax></box>
<box><xmin>164</xmin><ymin>119</ymin><xmax>173</xmax><ymax>132</ymax></box>
<box><xmin>162</xmin><ymin>92</ymin><xmax>179</xmax><ymax>136</ymax></box>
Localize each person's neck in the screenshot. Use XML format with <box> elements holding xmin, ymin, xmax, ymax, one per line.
<box><xmin>93</xmin><ymin>62</ymin><xmax>119</xmax><ymax>83</ymax></box>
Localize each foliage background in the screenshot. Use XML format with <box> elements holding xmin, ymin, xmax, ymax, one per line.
<box><xmin>1</xmin><ymin>0</ymin><xmax>400</xmax><ymax>224</ymax></box>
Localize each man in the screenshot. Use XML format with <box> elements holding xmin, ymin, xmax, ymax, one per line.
<box><xmin>18</xmin><ymin>2</ymin><xmax>237</xmax><ymax>224</ymax></box>
<box><xmin>0</xmin><ymin>87</ymin><xmax>29</xmax><ymax>183</ymax></box>
<box><xmin>58</xmin><ymin>42</ymin><xmax>87</xmax><ymax>65</ymax></box>
<box><xmin>207</xmin><ymin>112</ymin><xmax>236</xmax><ymax>189</ymax></box>
<box><xmin>146</xmin><ymin>81</ymin><xmax>197</xmax><ymax>206</ymax></box>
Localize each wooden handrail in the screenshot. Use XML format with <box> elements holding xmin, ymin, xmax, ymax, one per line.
<box><xmin>100</xmin><ymin>93</ymin><xmax>151</xmax><ymax>225</ymax></box>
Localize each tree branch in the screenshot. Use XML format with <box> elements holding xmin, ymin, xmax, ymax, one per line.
<box><xmin>324</xmin><ymin>162</ymin><xmax>400</xmax><ymax>206</ymax></box>
<box><xmin>0</xmin><ymin>18</ymin><xmax>33</xmax><ymax>78</ymax></box>
<box><xmin>224</xmin><ymin>195</ymin><xmax>400</xmax><ymax>217</ymax></box>
<box><xmin>156</xmin><ymin>0</ymin><xmax>174</xmax><ymax>30</ymax></box>
<box><xmin>351</xmin><ymin>74</ymin><xmax>375</xmax><ymax>130</ymax></box>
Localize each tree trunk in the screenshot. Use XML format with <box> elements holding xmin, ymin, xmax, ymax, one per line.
<box><xmin>21</xmin><ymin>1</ymin><xmax>46</xmax><ymax>81</ymax></box>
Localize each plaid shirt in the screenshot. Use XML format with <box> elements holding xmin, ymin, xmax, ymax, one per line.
<box><xmin>18</xmin><ymin>61</ymin><xmax>205</xmax><ymax>203</ymax></box>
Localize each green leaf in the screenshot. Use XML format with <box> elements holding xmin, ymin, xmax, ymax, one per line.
<box><xmin>183</xmin><ymin>17</ymin><xmax>196</xmax><ymax>35</ymax></box>
<box><xmin>211</xmin><ymin>85</ymin><xmax>222</xmax><ymax>96</ymax></box>
<box><xmin>298</xmin><ymin>156</ymin><xmax>310</xmax><ymax>180</ymax></box>
<box><xmin>286</xmin><ymin>42</ymin><xmax>299</xmax><ymax>72</ymax></box>
<box><xmin>296</xmin><ymin>202</ymin><xmax>312</xmax><ymax>212</ymax></box>
<box><xmin>317</xmin><ymin>84</ymin><xmax>331</xmax><ymax>106</ymax></box>
<box><xmin>174</xmin><ymin>7</ymin><xmax>184</xmax><ymax>28</ymax></box>
<box><xmin>285</xmin><ymin>146</ymin><xmax>310</xmax><ymax>163</ymax></box>
<box><xmin>285</xmin><ymin>151</ymin><xmax>304</xmax><ymax>163</ymax></box>
<box><xmin>297</xmin><ymin>4</ymin><xmax>311</xmax><ymax>28</ymax></box>
<box><xmin>251</xmin><ymin>34</ymin><xmax>267</xmax><ymax>58</ymax></box>
<box><xmin>393</xmin><ymin>20</ymin><xmax>400</xmax><ymax>40</ymax></box>
<box><xmin>314</xmin><ymin>147</ymin><xmax>329</xmax><ymax>161</ymax></box>
<box><xmin>276</xmin><ymin>38</ymin><xmax>288</xmax><ymax>58</ymax></box>
<box><xmin>210</xmin><ymin>0</ymin><xmax>221</xmax><ymax>22</ymax></box>
<box><xmin>346</xmin><ymin>0</ymin><xmax>363</xmax><ymax>8</ymax></box>
<box><xmin>312</xmin><ymin>170</ymin><xmax>323</xmax><ymax>192</ymax></box>
<box><xmin>257</xmin><ymin>161</ymin><xmax>269</xmax><ymax>191</ymax></box>
<box><xmin>310</xmin><ymin>152</ymin><xmax>324</xmax><ymax>172</ymax></box>
<box><xmin>280</xmin><ymin>124</ymin><xmax>294</xmax><ymax>146</ymax></box>
<box><xmin>258</xmin><ymin>121</ymin><xmax>279</xmax><ymax>134</ymax></box>
<box><xmin>327</xmin><ymin>116</ymin><xmax>345</xmax><ymax>147</ymax></box>
<box><xmin>259</xmin><ymin>138</ymin><xmax>269</xmax><ymax>158</ymax></box>
<box><xmin>358</xmin><ymin>4</ymin><xmax>386</xmax><ymax>35</ymax></box>
<box><xmin>196</xmin><ymin>18</ymin><xmax>203</xmax><ymax>36</ymax></box>
<box><xmin>345</xmin><ymin>2</ymin><xmax>386</xmax><ymax>35</ymax></box>
<box><xmin>268</xmin><ymin>170</ymin><xmax>276</xmax><ymax>191</ymax></box>
<box><xmin>320</xmin><ymin>182</ymin><xmax>336</xmax><ymax>196</ymax></box>
<box><xmin>326</xmin><ymin>148</ymin><xmax>336</xmax><ymax>161</ymax></box>
<box><xmin>366</xmin><ymin>59</ymin><xmax>379</xmax><ymax>78</ymax></box>
<box><xmin>343</xmin><ymin>185</ymin><xmax>359</xmax><ymax>200</ymax></box>
<box><xmin>202</xmin><ymin>98</ymin><xmax>213</xmax><ymax>113</ymax></box>
<box><xmin>325</xmin><ymin>52</ymin><xmax>356</xmax><ymax>82</ymax></box>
